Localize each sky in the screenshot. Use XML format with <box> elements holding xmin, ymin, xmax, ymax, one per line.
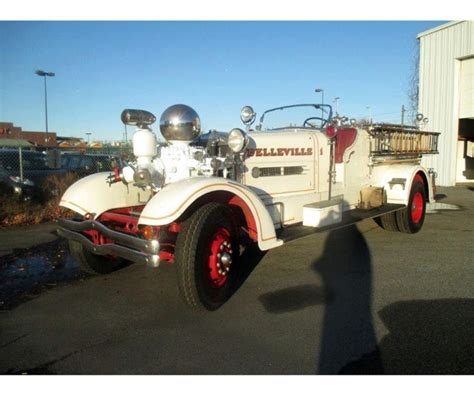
<box><xmin>0</xmin><ymin>20</ymin><xmax>446</xmax><ymax>142</ymax></box>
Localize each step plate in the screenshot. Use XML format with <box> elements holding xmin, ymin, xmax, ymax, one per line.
<box><xmin>278</xmin><ymin>204</ymin><xmax>405</xmax><ymax>243</ymax></box>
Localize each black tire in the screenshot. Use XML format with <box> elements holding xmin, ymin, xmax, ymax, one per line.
<box><xmin>175</xmin><ymin>202</ymin><xmax>239</xmax><ymax>311</ymax></box>
<box><xmin>395</xmin><ymin>176</ymin><xmax>426</xmax><ymax>234</ymax></box>
<box><xmin>68</xmin><ymin>239</ymin><xmax>129</xmax><ymax>275</ymax></box>
<box><xmin>373</xmin><ymin>211</ymin><xmax>399</xmax><ymax>231</ymax></box>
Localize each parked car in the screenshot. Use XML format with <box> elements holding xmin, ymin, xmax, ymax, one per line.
<box><xmin>0</xmin><ymin>149</ymin><xmax>66</xmax><ymax>200</ymax></box>
<box><xmin>60</xmin><ymin>152</ymin><xmax>117</xmax><ymax>176</ymax></box>
<box><xmin>0</xmin><ymin>167</ymin><xmax>36</xmax><ymax>200</ymax></box>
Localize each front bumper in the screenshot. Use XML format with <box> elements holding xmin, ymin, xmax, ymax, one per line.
<box><xmin>57</xmin><ymin>218</ymin><xmax>160</xmax><ymax>267</ymax></box>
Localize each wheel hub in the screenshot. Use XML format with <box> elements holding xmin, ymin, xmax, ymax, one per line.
<box><xmin>219</xmin><ymin>251</ymin><xmax>232</xmax><ymax>273</ymax></box>
<box><xmin>411</xmin><ymin>191</ymin><xmax>424</xmax><ymax>224</ymax></box>
<box><xmin>208</xmin><ymin>228</ymin><xmax>233</xmax><ymax>288</ymax></box>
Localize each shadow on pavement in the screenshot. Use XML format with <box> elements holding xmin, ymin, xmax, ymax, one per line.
<box><xmin>259</xmin><ymin>283</ymin><xmax>328</xmax><ymax>314</ymax></box>
<box><xmin>257</xmin><ymin>223</ymin><xmax>474</xmax><ymax>375</ymax></box>
<box><xmin>258</xmin><ymin>224</ymin><xmax>382</xmax><ymax>374</ymax></box>
<box><xmin>312</xmin><ymin>225</ymin><xmax>382</xmax><ymax>374</ymax></box>
<box><xmin>231</xmin><ymin>244</ymin><xmax>267</xmax><ymax>298</ymax></box>
<box><xmin>341</xmin><ymin>298</ymin><xmax>474</xmax><ymax>374</ymax></box>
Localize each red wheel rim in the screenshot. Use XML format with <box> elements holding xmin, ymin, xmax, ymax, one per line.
<box><xmin>411</xmin><ymin>192</ymin><xmax>424</xmax><ymax>224</ymax></box>
<box><xmin>207</xmin><ymin>227</ymin><xmax>232</xmax><ymax>288</ymax></box>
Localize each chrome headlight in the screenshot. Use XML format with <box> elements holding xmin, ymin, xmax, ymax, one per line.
<box><xmin>416</xmin><ymin>113</ymin><xmax>424</xmax><ymax>122</ymax></box>
<box><xmin>228</xmin><ymin>128</ymin><xmax>249</xmax><ymax>153</ymax></box>
<box><xmin>240</xmin><ymin>106</ymin><xmax>256</xmax><ymax>126</ymax></box>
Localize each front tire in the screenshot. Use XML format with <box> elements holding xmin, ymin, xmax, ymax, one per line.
<box><xmin>175</xmin><ymin>203</ymin><xmax>239</xmax><ymax>311</ymax></box>
<box><xmin>69</xmin><ymin>240</ymin><xmax>129</xmax><ymax>275</ymax></box>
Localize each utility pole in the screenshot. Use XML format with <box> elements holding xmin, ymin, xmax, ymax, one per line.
<box><xmin>401</xmin><ymin>105</ymin><xmax>406</xmax><ymax>128</ymax></box>
<box><xmin>366</xmin><ymin>106</ymin><xmax>372</xmax><ymax>125</ymax></box>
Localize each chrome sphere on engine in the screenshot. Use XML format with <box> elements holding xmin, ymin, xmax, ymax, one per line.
<box><xmin>159</xmin><ymin>104</ymin><xmax>201</xmax><ymax>143</ymax></box>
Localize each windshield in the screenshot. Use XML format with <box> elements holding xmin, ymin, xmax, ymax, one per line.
<box><xmin>257</xmin><ymin>104</ymin><xmax>332</xmax><ymax>130</ymax></box>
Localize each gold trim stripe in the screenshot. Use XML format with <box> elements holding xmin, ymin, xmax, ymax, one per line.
<box><xmin>139</xmin><ymin>183</ymin><xmax>277</xmax><ymax>242</ymax></box>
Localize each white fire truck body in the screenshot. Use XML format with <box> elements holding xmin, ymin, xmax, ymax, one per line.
<box><xmin>58</xmin><ymin>104</ymin><xmax>439</xmax><ymax>310</ymax></box>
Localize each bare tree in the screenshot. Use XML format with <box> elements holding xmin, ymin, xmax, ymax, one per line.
<box><xmin>407</xmin><ymin>39</ymin><xmax>420</xmax><ymax>125</ymax></box>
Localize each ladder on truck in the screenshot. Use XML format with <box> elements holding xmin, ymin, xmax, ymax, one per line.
<box><xmin>368</xmin><ymin>123</ymin><xmax>440</xmax><ymax>159</ymax></box>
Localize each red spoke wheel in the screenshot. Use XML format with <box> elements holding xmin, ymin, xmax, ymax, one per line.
<box><xmin>396</xmin><ymin>174</ymin><xmax>427</xmax><ymax>234</ymax></box>
<box><xmin>175</xmin><ymin>203</ymin><xmax>239</xmax><ymax>311</ymax></box>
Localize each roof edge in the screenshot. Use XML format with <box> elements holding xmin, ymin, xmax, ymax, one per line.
<box><xmin>417</xmin><ymin>21</ymin><xmax>465</xmax><ymax>39</ymax></box>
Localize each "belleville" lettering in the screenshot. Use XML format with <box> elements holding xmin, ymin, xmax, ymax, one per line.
<box><xmin>246</xmin><ymin>147</ymin><xmax>313</xmax><ymax>157</ymax></box>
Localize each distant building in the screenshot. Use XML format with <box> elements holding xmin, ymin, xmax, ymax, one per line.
<box><xmin>0</xmin><ymin>138</ymin><xmax>34</xmax><ymax>148</ymax></box>
<box><xmin>0</xmin><ymin>121</ymin><xmax>57</xmax><ymax>148</ymax></box>
<box><xmin>57</xmin><ymin>136</ymin><xmax>83</xmax><ymax>148</ymax></box>
<box><xmin>418</xmin><ymin>21</ymin><xmax>474</xmax><ymax>186</ymax></box>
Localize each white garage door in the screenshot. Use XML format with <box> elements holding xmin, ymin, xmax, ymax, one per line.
<box><xmin>460</xmin><ymin>57</ymin><xmax>474</xmax><ymax>119</ymax></box>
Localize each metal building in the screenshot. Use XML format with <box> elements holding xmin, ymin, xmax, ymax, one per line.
<box><xmin>418</xmin><ymin>21</ymin><xmax>474</xmax><ymax>186</ymax></box>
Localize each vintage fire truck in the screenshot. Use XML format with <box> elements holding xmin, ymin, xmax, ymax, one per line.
<box><xmin>57</xmin><ymin>103</ymin><xmax>439</xmax><ymax>310</ymax></box>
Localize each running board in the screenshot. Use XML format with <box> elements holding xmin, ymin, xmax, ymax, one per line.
<box><xmin>278</xmin><ymin>204</ymin><xmax>405</xmax><ymax>243</ymax></box>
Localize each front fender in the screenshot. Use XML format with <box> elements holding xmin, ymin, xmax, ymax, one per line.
<box><xmin>139</xmin><ymin>177</ymin><xmax>283</xmax><ymax>251</ymax></box>
<box><xmin>59</xmin><ymin>172</ymin><xmax>153</xmax><ymax>217</ymax></box>
<box><xmin>371</xmin><ymin>164</ymin><xmax>434</xmax><ymax>205</ymax></box>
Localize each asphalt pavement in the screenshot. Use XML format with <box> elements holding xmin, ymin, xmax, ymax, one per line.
<box><xmin>0</xmin><ymin>223</ymin><xmax>58</xmax><ymax>258</ymax></box>
<box><xmin>0</xmin><ymin>184</ymin><xmax>473</xmax><ymax>374</ymax></box>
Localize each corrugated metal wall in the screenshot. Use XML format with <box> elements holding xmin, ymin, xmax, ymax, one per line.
<box><xmin>418</xmin><ymin>21</ymin><xmax>474</xmax><ymax>186</ymax></box>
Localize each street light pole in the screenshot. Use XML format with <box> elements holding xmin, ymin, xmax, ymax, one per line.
<box><xmin>86</xmin><ymin>132</ymin><xmax>92</xmax><ymax>144</ymax></box>
<box><xmin>334</xmin><ymin>96</ymin><xmax>340</xmax><ymax>116</ymax></box>
<box><xmin>315</xmin><ymin>88</ymin><xmax>324</xmax><ymax>121</ymax></box>
<box><xmin>35</xmin><ymin>70</ymin><xmax>55</xmax><ymax>148</ymax></box>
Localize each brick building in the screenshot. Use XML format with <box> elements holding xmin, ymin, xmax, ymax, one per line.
<box><xmin>0</xmin><ymin>121</ymin><xmax>57</xmax><ymax>148</ymax></box>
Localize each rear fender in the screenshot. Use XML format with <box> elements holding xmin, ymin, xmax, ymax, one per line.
<box><xmin>371</xmin><ymin>165</ymin><xmax>434</xmax><ymax>205</ymax></box>
<box><xmin>139</xmin><ymin>177</ymin><xmax>283</xmax><ymax>251</ymax></box>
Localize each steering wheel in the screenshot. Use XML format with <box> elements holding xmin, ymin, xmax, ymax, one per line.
<box><xmin>303</xmin><ymin>117</ymin><xmax>327</xmax><ymax>128</ymax></box>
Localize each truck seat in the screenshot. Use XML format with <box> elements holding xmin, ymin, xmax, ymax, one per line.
<box><xmin>334</xmin><ymin>128</ymin><xmax>357</xmax><ymax>163</ymax></box>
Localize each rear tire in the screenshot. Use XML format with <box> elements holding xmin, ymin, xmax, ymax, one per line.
<box><xmin>373</xmin><ymin>211</ymin><xmax>399</xmax><ymax>231</ymax></box>
<box><xmin>396</xmin><ymin>175</ymin><xmax>426</xmax><ymax>234</ymax></box>
<box><xmin>175</xmin><ymin>203</ymin><xmax>239</xmax><ymax>311</ymax></box>
<box><xmin>69</xmin><ymin>240</ymin><xmax>129</xmax><ymax>275</ymax></box>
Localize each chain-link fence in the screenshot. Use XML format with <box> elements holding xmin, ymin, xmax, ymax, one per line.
<box><xmin>0</xmin><ymin>145</ymin><xmax>132</xmax><ymax>202</ymax></box>
<box><xmin>1</xmin><ymin>145</ymin><xmax>132</xmax><ymax>173</ymax></box>
<box><xmin>56</xmin><ymin>146</ymin><xmax>133</xmax><ymax>175</ymax></box>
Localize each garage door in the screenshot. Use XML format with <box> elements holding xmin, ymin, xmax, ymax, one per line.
<box><xmin>460</xmin><ymin>57</ymin><xmax>474</xmax><ymax>119</ymax></box>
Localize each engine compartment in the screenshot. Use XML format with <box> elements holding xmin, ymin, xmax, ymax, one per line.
<box><xmin>116</xmin><ymin>106</ymin><xmax>238</xmax><ymax>193</ymax></box>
